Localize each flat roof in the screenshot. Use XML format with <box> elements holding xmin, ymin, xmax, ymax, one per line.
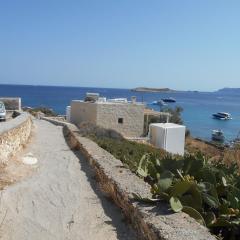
<box><xmin>71</xmin><ymin>100</ymin><xmax>144</xmax><ymax>105</ymax></box>
<box><xmin>150</xmin><ymin>123</ymin><xmax>185</xmax><ymax>128</ymax></box>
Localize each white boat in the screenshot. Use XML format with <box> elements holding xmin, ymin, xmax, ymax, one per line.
<box><xmin>151</xmin><ymin>100</ymin><xmax>167</xmax><ymax>106</ymax></box>
<box><xmin>158</xmin><ymin>100</ymin><xmax>167</xmax><ymax>106</ymax></box>
<box><xmin>107</xmin><ymin>98</ymin><xmax>128</xmax><ymax>103</ymax></box>
<box><xmin>212</xmin><ymin>112</ymin><xmax>232</xmax><ymax>120</ymax></box>
<box><xmin>212</xmin><ymin>130</ymin><xmax>225</xmax><ymax>142</ymax></box>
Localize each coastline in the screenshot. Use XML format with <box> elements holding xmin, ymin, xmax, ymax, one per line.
<box><xmin>0</xmin><ymin>84</ymin><xmax>239</xmax><ymax>141</ymax></box>
<box><xmin>131</xmin><ymin>87</ymin><xmax>200</xmax><ymax>93</ymax></box>
<box><xmin>131</xmin><ymin>87</ymin><xmax>175</xmax><ymax>93</ymax></box>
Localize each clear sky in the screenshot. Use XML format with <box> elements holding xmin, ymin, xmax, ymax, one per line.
<box><xmin>0</xmin><ymin>0</ymin><xmax>239</xmax><ymax>91</ymax></box>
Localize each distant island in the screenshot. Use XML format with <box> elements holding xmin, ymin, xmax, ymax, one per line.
<box><xmin>217</xmin><ymin>88</ymin><xmax>240</xmax><ymax>93</ymax></box>
<box><xmin>131</xmin><ymin>87</ymin><xmax>175</xmax><ymax>93</ymax></box>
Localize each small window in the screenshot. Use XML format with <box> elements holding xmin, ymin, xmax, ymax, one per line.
<box><xmin>118</xmin><ymin>118</ymin><xmax>123</xmax><ymax>124</ymax></box>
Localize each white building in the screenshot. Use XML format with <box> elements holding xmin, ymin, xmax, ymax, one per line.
<box><xmin>70</xmin><ymin>97</ymin><xmax>145</xmax><ymax>138</ymax></box>
<box><xmin>149</xmin><ymin>123</ymin><xmax>186</xmax><ymax>155</ymax></box>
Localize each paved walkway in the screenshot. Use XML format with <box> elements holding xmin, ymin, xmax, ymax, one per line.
<box><xmin>0</xmin><ymin>120</ymin><xmax>136</xmax><ymax>240</ymax></box>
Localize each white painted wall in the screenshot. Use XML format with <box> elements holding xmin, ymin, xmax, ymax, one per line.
<box><xmin>66</xmin><ymin>106</ymin><xmax>71</xmax><ymax>122</ymax></box>
<box><xmin>149</xmin><ymin>123</ymin><xmax>186</xmax><ymax>155</ymax></box>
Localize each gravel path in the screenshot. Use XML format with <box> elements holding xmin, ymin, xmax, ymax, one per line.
<box><xmin>0</xmin><ymin>120</ymin><xmax>136</xmax><ymax>240</ymax></box>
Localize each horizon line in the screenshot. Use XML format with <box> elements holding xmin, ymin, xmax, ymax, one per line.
<box><xmin>0</xmin><ymin>82</ymin><xmax>232</xmax><ymax>92</ymax></box>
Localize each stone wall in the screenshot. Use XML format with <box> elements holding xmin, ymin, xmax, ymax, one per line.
<box><xmin>42</xmin><ymin>117</ymin><xmax>216</xmax><ymax>240</ymax></box>
<box><xmin>0</xmin><ymin>112</ymin><xmax>32</xmax><ymax>163</ymax></box>
<box><xmin>62</xmin><ymin>123</ymin><xmax>216</xmax><ymax>240</ymax></box>
<box><xmin>70</xmin><ymin>100</ymin><xmax>144</xmax><ymax>137</ymax></box>
<box><xmin>70</xmin><ymin>100</ymin><xmax>97</xmax><ymax>125</ymax></box>
<box><xmin>96</xmin><ymin>103</ymin><xmax>144</xmax><ymax>137</ymax></box>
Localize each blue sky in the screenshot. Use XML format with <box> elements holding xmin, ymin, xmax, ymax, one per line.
<box><xmin>0</xmin><ymin>0</ymin><xmax>239</xmax><ymax>91</ymax></box>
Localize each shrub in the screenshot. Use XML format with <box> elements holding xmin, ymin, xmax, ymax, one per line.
<box><xmin>92</xmin><ymin>136</ymin><xmax>167</xmax><ymax>172</ymax></box>
<box><xmin>78</xmin><ymin>122</ymin><xmax>124</xmax><ymax>140</ymax></box>
<box><xmin>166</xmin><ymin>106</ymin><xmax>184</xmax><ymax>124</ymax></box>
<box><xmin>84</xmin><ymin>96</ymin><xmax>96</xmax><ymax>102</ymax></box>
<box><xmin>79</xmin><ymin>123</ymin><xmax>166</xmax><ymax>170</ymax></box>
<box><xmin>135</xmin><ymin>153</ymin><xmax>240</xmax><ymax>240</ymax></box>
<box><xmin>144</xmin><ymin>106</ymin><xmax>184</xmax><ymax>135</ymax></box>
<box><xmin>24</xmin><ymin>106</ymin><xmax>57</xmax><ymax>117</ymax></box>
<box><xmin>87</xmin><ymin>127</ymin><xmax>240</xmax><ymax>239</ymax></box>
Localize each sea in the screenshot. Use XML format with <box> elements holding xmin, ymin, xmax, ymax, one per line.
<box><xmin>0</xmin><ymin>84</ymin><xmax>239</xmax><ymax>142</ymax></box>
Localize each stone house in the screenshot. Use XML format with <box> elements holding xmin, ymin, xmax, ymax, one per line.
<box><xmin>70</xmin><ymin>99</ymin><xmax>145</xmax><ymax>137</ymax></box>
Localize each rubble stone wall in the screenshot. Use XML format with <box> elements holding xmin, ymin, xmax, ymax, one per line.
<box><xmin>0</xmin><ymin>112</ymin><xmax>32</xmax><ymax>163</ymax></box>
<box><xmin>42</xmin><ymin>117</ymin><xmax>216</xmax><ymax>240</ymax></box>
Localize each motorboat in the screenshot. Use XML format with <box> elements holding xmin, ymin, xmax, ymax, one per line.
<box><xmin>212</xmin><ymin>130</ymin><xmax>225</xmax><ymax>142</ymax></box>
<box><xmin>151</xmin><ymin>100</ymin><xmax>167</xmax><ymax>106</ymax></box>
<box><xmin>107</xmin><ymin>98</ymin><xmax>128</xmax><ymax>103</ymax></box>
<box><xmin>212</xmin><ymin>112</ymin><xmax>232</xmax><ymax>120</ymax></box>
<box><xmin>161</xmin><ymin>97</ymin><xmax>176</xmax><ymax>103</ymax></box>
<box><xmin>158</xmin><ymin>100</ymin><xmax>167</xmax><ymax>106</ymax></box>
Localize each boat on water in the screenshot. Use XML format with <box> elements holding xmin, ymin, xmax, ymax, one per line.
<box><xmin>151</xmin><ymin>100</ymin><xmax>167</xmax><ymax>106</ymax></box>
<box><xmin>161</xmin><ymin>97</ymin><xmax>176</xmax><ymax>103</ymax></box>
<box><xmin>107</xmin><ymin>98</ymin><xmax>128</xmax><ymax>103</ymax></box>
<box><xmin>212</xmin><ymin>130</ymin><xmax>225</xmax><ymax>142</ymax></box>
<box><xmin>212</xmin><ymin>112</ymin><xmax>232</xmax><ymax>120</ymax></box>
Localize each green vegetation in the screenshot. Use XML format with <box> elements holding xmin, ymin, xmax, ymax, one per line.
<box><xmin>90</xmin><ymin>136</ymin><xmax>166</xmax><ymax>172</ymax></box>
<box><xmin>136</xmin><ymin>153</ymin><xmax>240</xmax><ymax>240</ymax></box>
<box><xmin>89</xmin><ymin>134</ymin><xmax>240</xmax><ymax>240</ymax></box>
<box><xmin>163</xmin><ymin>106</ymin><xmax>184</xmax><ymax>124</ymax></box>
<box><xmin>81</xmin><ymin>122</ymin><xmax>240</xmax><ymax>239</ymax></box>
<box><xmin>23</xmin><ymin>106</ymin><xmax>57</xmax><ymax>117</ymax></box>
<box><xmin>79</xmin><ymin>122</ymin><xmax>166</xmax><ymax>171</ymax></box>
<box><xmin>146</xmin><ymin>106</ymin><xmax>183</xmax><ymax>125</ymax></box>
<box><xmin>144</xmin><ymin>106</ymin><xmax>190</xmax><ymax>136</ymax></box>
<box><xmin>78</xmin><ymin>122</ymin><xmax>124</xmax><ymax>140</ymax></box>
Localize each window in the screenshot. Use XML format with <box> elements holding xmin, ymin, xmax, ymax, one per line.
<box><xmin>118</xmin><ymin>118</ymin><xmax>123</xmax><ymax>124</ymax></box>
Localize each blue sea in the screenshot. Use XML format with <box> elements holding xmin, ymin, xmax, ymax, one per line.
<box><xmin>0</xmin><ymin>84</ymin><xmax>239</xmax><ymax>141</ymax></box>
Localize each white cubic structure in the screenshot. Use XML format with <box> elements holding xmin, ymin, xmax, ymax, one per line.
<box><xmin>149</xmin><ymin>123</ymin><xmax>186</xmax><ymax>155</ymax></box>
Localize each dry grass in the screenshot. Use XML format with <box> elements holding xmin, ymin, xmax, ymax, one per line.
<box><xmin>185</xmin><ymin>137</ymin><xmax>240</xmax><ymax>171</ymax></box>
<box><xmin>223</xmin><ymin>146</ymin><xmax>240</xmax><ymax>168</ymax></box>
<box><xmin>78</xmin><ymin>122</ymin><xmax>124</xmax><ymax>140</ymax></box>
<box><xmin>185</xmin><ymin>137</ymin><xmax>223</xmax><ymax>159</ymax></box>
<box><xmin>23</xmin><ymin>107</ymin><xmax>57</xmax><ymax>117</ymax></box>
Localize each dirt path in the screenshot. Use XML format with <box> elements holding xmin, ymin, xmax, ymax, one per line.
<box><xmin>0</xmin><ymin>120</ymin><xmax>136</xmax><ymax>240</ymax></box>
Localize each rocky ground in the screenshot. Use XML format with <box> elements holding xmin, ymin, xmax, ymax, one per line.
<box><xmin>0</xmin><ymin>119</ymin><xmax>136</xmax><ymax>240</ymax></box>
